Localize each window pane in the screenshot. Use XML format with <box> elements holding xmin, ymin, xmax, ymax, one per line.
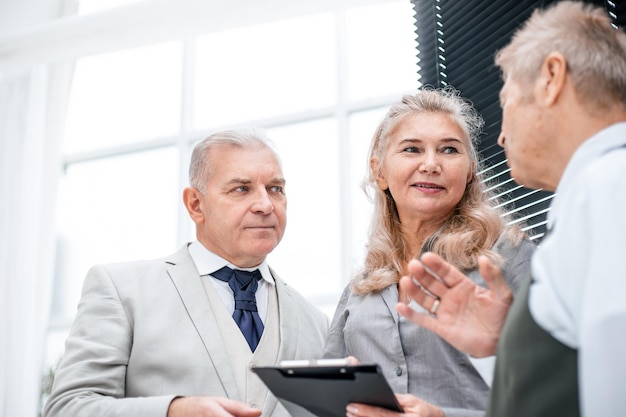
<box><xmin>346</xmin><ymin>1</ymin><xmax>419</xmax><ymax>100</ymax></box>
<box><xmin>347</xmin><ymin>108</ymin><xmax>388</xmax><ymax>271</ymax></box>
<box><xmin>53</xmin><ymin>147</ymin><xmax>180</xmax><ymax>322</ymax></box>
<box><xmin>63</xmin><ymin>42</ymin><xmax>182</xmax><ymax>153</ymax></box>
<box><xmin>194</xmin><ymin>14</ymin><xmax>337</xmax><ymax>129</ymax></box>
<box><xmin>264</xmin><ymin>119</ymin><xmax>342</xmax><ymax>298</ymax></box>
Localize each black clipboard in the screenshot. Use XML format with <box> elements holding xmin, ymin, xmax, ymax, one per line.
<box><xmin>252</xmin><ymin>364</ymin><xmax>402</xmax><ymax>417</ymax></box>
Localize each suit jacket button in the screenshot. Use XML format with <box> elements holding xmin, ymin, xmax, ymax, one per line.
<box><xmin>396</xmin><ymin>367</ymin><xmax>403</xmax><ymax>376</ymax></box>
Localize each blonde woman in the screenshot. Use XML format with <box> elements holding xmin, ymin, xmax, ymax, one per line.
<box><xmin>324</xmin><ymin>88</ymin><xmax>535</xmax><ymax>417</ymax></box>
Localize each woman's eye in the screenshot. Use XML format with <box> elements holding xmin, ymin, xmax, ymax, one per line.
<box><xmin>403</xmin><ymin>146</ymin><xmax>420</xmax><ymax>153</ymax></box>
<box><xmin>442</xmin><ymin>146</ymin><xmax>459</xmax><ymax>154</ymax></box>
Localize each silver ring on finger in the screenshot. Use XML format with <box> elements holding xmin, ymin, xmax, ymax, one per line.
<box><xmin>429</xmin><ymin>297</ymin><xmax>441</xmax><ymax>315</ymax></box>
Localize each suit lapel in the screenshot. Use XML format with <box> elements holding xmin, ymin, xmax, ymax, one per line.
<box><xmin>263</xmin><ymin>269</ymin><xmax>298</xmax><ymax>416</ymax></box>
<box><xmin>164</xmin><ymin>245</ymin><xmax>240</xmax><ymax>400</ymax></box>
<box><xmin>273</xmin><ymin>271</ymin><xmax>299</xmax><ymax>361</ymax></box>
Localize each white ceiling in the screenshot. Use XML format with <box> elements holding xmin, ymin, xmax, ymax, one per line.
<box><xmin>0</xmin><ymin>0</ymin><xmax>400</xmax><ymax>74</ymax></box>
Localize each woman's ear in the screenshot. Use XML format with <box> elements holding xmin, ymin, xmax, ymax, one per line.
<box><xmin>467</xmin><ymin>161</ymin><xmax>475</xmax><ymax>184</ymax></box>
<box><xmin>182</xmin><ymin>187</ymin><xmax>204</xmax><ymax>224</ymax></box>
<box><xmin>370</xmin><ymin>157</ymin><xmax>389</xmax><ymax>190</ymax></box>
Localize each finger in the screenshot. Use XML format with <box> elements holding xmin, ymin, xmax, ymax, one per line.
<box><xmin>419</xmin><ymin>252</ymin><xmax>468</xmax><ymax>288</ymax></box>
<box><xmin>398</xmin><ymin>274</ymin><xmax>435</xmax><ymax>308</ymax></box>
<box><xmin>217</xmin><ymin>398</ymin><xmax>262</xmax><ymax>417</ymax></box>
<box><xmin>345</xmin><ymin>356</ymin><xmax>360</xmax><ymax>365</ymax></box>
<box><xmin>395</xmin><ymin>393</ymin><xmax>418</xmax><ymax>408</ymax></box>
<box><xmin>347</xmin><ymin>403</ymin><xmax>399</xmax><ymax>417</ymax></box>
<box><xmin>477</xmin><ymin>256</ymin><xmax>513</xmax><ymax>304</ymax></box>
<box><xmin>405</xmin><ymin>259</ymin><xmax>448</xmax><ymax>299</ymax></box>
<box><xmin>402</xmin><ymin>278</ymin><xmax>441</xmax><ymax>315</ymax></box>
<box><xmin>396</xmin><ymin>302</ymin><xmax>439</xmax><ymax>333</ymax></box>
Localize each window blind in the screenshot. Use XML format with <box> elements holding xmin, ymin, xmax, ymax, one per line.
<box><xmin>410</xmin><ymin>0</ymin><xmax>625</xmax><ymax>241</ymax></box>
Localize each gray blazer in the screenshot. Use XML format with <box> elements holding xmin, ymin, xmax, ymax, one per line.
<box><xmin>44</xmin><ymin>244</ymin><xmax>329</xmax><ymax>417</ymax></box>
<box><xmin>323</xmin><ymin>237</ymin><xmax>536</xmax><ymax>417</ymax></box>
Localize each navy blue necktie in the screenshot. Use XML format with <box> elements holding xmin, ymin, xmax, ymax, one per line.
<box><xmin>211</xmin><ymin>266</ymin><xmax>264</xmax><ymax>351</ymax></box>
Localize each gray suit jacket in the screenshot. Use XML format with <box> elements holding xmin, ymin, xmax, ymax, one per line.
<box><xmin>44</xmin><ymin>245</ymin><xmax>328</xmax><ymax>417</ymax></box>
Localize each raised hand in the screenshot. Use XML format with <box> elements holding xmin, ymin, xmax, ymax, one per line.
<box><xmin>396</xmin><ymin>253</ymin><xmax>514</xmax><ymax>357</ymax></box>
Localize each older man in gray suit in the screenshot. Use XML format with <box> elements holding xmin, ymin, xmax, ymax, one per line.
<box><xmin>43</xmin><ymin>128</ymin><xmax>329</xmax><ymax>417</ymax></box>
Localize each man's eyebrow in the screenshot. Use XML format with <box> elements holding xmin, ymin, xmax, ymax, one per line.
<box><xmin>269</xmin><ymin>178</ymin><xmax>286</xmax><ymax>185</ymax></box>
<box><xmin>225</xmin><ymin>177</ymin><xmax>286</xmax><ymax>185</ymax></box>
<box><xmin>226</xmin><ymin>178</ymin><xmax>251</xmax><ymax>185</ymax></box>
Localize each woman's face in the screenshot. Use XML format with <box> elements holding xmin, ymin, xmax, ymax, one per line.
<box><xmin>373</xmin><ymin>112</ymin><xmax>474</xmax><ymax>228</ymax></box>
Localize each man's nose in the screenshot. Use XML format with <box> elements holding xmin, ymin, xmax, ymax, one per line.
<box><xmin>252</xmin><ymin>189</ymin><xmax>274</xmax><ymax>214</ymax></box>
<box><xmin>497</xmin><ymin>132</ymin><xmax>506</xmax><ymax>147</ymax></box>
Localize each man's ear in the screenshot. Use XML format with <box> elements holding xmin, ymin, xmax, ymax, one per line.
<box><xmin>538</xmin><ymin>52</ymin><xmax>567</xmax><ymax>107</ymax></box>
<box><xmin>370</xmin><ymin>157</ymin><xmax>389</xmax><ymax>190</ymax></box>
<box><xmin>182</xmin><ymin>187</ymin><xmax>204</xmax><ymax>224</ymax></box>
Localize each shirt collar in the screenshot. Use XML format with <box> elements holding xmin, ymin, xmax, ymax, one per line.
<box><xmin>548</xmin><ymin>122</ymin><xmax>626</xmax><ymax>228</ymax></box>
<box><xmin>188</xmin><ymin>240</ymin><xmax>275</xmax><ymax>285</ymax></box>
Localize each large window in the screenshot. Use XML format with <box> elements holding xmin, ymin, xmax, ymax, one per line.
<box><xmin>44</xmin><ymin>0</ymin><xmax>419</xmax><ymax>374</ymax></box>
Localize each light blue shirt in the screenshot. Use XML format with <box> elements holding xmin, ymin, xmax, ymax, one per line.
<box><xmin>529</xmin><ymin>122</ymin><xmax>626</xmax><ymax>416</ymax></box>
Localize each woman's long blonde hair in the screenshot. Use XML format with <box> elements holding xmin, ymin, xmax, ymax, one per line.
<box><xmin>352</xmin><ymin>87</ymin><xmax>526</xmax><ymax>295</ymax></box>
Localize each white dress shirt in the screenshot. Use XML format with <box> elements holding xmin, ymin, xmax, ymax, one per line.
<box><xmin>188</xmin><ymin>240</ymin><xmax>275</xmax><ymax>323</ymax></box>
<box><xmin>529</xmin><ymin>122</ymin><xmax>626</xmax><ymax>416</ymax></box>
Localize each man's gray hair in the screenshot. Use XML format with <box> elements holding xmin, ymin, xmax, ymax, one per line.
<box><xmin>189</xmin><ymin>127</ymin><xmax>281</xmax><ymax>193</ymax></box>
<box><xmin>495</xmin><ymin>1</ymin><xmax>626</xmax><ymax>111</ymax></box>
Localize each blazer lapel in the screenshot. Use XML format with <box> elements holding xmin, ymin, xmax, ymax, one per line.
<box><xmin>263</xmin><ymin>269</ymin><xmax>298</xmax><ymax>416</ymax></box>
<box><xmin>273</xmin><ymin>271</ymin><xmax>300</xmax><ymax>361</ymax></box>
<box><xmin>164</xmin><ymin>245</ymin><xmax>240</xmax><ymax>400</ymax></box>
<box><xmin>381</xmin><ymin>284</ymin><xmax>400</xmax><ymax>324</ymax></box>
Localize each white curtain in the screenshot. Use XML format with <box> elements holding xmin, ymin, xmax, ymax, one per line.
<box><xmin>0</xmin><ymin>63</ymin><xmax>73</xmax><ymax>417</ymax></box>
<box><xmin>0</xmin><ymin>0</ymin><xmax>75</xmax><ymax>411</ymax></box>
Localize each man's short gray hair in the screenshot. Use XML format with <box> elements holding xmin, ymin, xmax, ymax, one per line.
<box><xmin>188</xmin><ymin>127</ymin><xmax>281</xmax><ymax>193</ymax></box>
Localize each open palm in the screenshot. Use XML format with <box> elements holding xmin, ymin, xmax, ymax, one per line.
<box><xmin>396</xmin><ymin>253</ymin><xmax>514</xmax><ymax>357</ymax></box>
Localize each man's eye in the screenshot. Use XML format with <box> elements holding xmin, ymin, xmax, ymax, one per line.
<box><xmin>269</xmin><ymin>186</ymin><xmax>285</xmax><ymax>194</ymax></box>
<box><xmin>235</xmin><ymin>186</ymin><xmax>249</xmax><ymax>192</ymax></box>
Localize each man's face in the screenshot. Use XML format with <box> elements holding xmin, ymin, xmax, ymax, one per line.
<box><xmin>498</xmin><ymin>76</ymin><xmax>551</xmax><ymax>190</ymax></box>
<box><xmin>189</xmin><ymin>144</ymin><xmax>287</xmax><ymax>268</ymax></box>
